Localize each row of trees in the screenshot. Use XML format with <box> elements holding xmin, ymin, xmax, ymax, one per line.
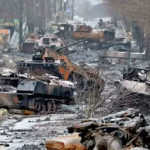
<box><xmin>0</xmin><ymin>0</ymin><xmax>74</xmax><ymax>31</ymax></box>
<box><xmin>107</xmin><ymin>0</ymin><xmax>150</xmax><ymax>56</ymax></box>
<box><xmin>0</xmin><ymin>0</ymin><xmax>47</xmax><ymax>30</ymax></box>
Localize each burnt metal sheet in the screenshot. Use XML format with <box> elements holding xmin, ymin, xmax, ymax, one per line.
<box><xmin>122</xmin><ymin>80</ymin><xmax>150</xmax><ymax>95</ymax></box>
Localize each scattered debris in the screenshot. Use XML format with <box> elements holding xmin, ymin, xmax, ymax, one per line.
<box><xmin>111</xmin><ymin>67</ymin><xmax>150</xmax><ymax>115</ymax></box>
<box><xmin>68</xmin><ymin>109</ymin><xmax>150</xmax><ymax>150</ymax></box>
<box><xmin>16</xmin><ymin>144</ymin><xmax>41</xmax><ymax>150</ymax></box>
<box><xmin>0</xmin><ymin>5</ymin><xmax>149</xmax><ymax>149</ymax></box>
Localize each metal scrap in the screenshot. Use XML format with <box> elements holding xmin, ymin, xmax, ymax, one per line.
<box><xmin>68</xmin><ymin>109</ymin><xmax>150</xmax><ymax>150</ymax></box>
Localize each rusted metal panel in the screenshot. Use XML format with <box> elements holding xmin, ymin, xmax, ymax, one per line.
<box><xmin>0</xmin><ymin>93</ymin><xmax>19</xmax><ymax>109</ymax></box>
<box><xmin>46</xmin><ymin>134</ymin><xmax>86</xmax><ymax>150</ymax></box>
<box><xmin>99</xmin><ymin>50</ymin><xmax>145</xmax><ymax>59</ymax></box>
<box><xmin>46</xmin><ymin>140</ymin><xmax>65</xmax><ymax>150</ymax></box>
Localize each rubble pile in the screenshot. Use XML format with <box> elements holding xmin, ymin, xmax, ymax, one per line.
<box><xmin>68</xmin><ymin>109</ymin><xmax>150</xmax><ymax>150</ymax></box>
<box><xmin>16</xmin><ymin>144</ymin><xmax>41</xmax><ymax>150</ymax></box>
<box><xmin>110</xmin><ymin>66</ymin><xmax>150</xmax><ymax>115</ymax></box>
<box><xmin>111</xmin><ymin>92</ymin><xmax>150</xmax><ymax>115</ymax></box>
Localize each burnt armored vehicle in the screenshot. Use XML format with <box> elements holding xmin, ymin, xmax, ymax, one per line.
<box><xmin>0</xmin><ymin>74</ymin><xmax>75</xmax><ymax>112</ymax></box>
<box><xmin>17</xmin><ymin>79</ymin><xmax>75</xmax><ymax>112</ymax></box>
<box><xmin>17</xmin><ymin>45</ymin><xmax>104</xmax><ymax>91</ymax></box>
<box><xmin>21</xmin><ymin>33</ymin><xmax>39</xmax><ymax>53</ymax></box>
<box><xmin>73</xmin><ymin>25</ymin><xmax>115</xmax><ymax>43</ymax></box>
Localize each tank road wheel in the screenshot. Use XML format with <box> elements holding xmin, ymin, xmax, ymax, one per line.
<box><xmin>41</xmin><ymin>100</ymin><xmax>47</xmax><ymax>112</ymax></box>
<box><xmin>46</xmin><ymin>100</ymin><xmax>57</xmax><ymax>113</ymax></box>
<box><xmin>34</xmin><ymin>99</ymin><xmax>63</xmax><ymax>113</ymax></box>
<box><xmin>51</xmin><ymin>101</ymin><xmax>57</xmax><ymax>112</ymax></box>
<box><xmin>34</xmin><ymin>99</ymin><xmax>42</xmax><ymax>112</ymax></box>
<box><xmin>47</xmin><ymin>101</ymin><xmax>52</xmax><ymax>112</ymax></box>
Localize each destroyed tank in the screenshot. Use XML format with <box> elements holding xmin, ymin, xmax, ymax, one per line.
<box><xmin>21</xmin><ymin>33</ymin><xmax>39</xmax><ymax>53</ymax></box>
<box><xmin>17</xmin><ymin>79</ymin><xmax>74</xmax><ymax>112</ymax></box>
<box><xmin>73</xmin><ymin>25</ymin><xmax>115</xmax><ymax>42</ymax></box>
<box><xmin>17</xmin><ymin>46</ymin><xmax>104</xmax><ymax>91</ymax></box>
<box><xmin>51</xmin><ymin>23</ymin><xmax>74</xmax><ymax>35</ymax></box>
<box><xmin>0</xmin><ymin>73</ymin><xmax>75</xmax><ymax>112</ymax></box>
<box><xmin>38</xmin><ymin>33</ymin><xmax>65</xmax><ymax>49</ymax></box>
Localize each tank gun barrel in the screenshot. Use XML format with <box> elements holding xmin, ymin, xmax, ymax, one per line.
<box><xmin>56</xmin><ymin>40</ymin><xmax>86</xmax><ymax>52</ymax></box>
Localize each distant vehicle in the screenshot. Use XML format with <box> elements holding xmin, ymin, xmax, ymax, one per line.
<box><xmin>0</xmin><ymin>76</ymin><xmax>75</xmax><ymax>112</ymax></box>
<box><xmin>21</xmin><ymin>33</ymin><xmax>39</xmax><ymax>53</ymax></box>
<box><xmin>38</xmin><ymin>33</ymin><xmax>65</xmax><ymax>49</ymax></box>
<box><xmin>51</xmin><ymin>23</ymin><xmax>73</xmax><ymax>34</ymax></box>
<box><xmin>108</xmin><ymin>44</ymin><xmax>130</xmax><ymax>52</ymax></box>
<box><xmin>18</xmin><ymin>47</ymin><xmax>104</xmax><ymax>91</ymax></box>
<box><xmin>73</xmin><ymin>25</ymin><xmax>115</xmax><ymax>43</ymax></box>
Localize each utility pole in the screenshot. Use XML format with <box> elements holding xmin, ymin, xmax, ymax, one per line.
<box><xmin>48</xmin><ymin>0</ymin><xmax>53</xmax><ymax>22</ymax></box>
<box><xmin>54</xmin><ymin>0</ymin><xmax>57</xmax><ymax>23</ymax></box>
<box><xmin>71</xmin><ymin>0</ymin><xmax>75</xmax><ymax>20</ymax></box>
<box><xmin>19</xmin><ymin>0</ymin><xmax>23</xmax><ymax>49</ymax></box>
<box><xmin>45</xmin><ymin>0</ymin><xmax>48</xmax><ymax>29</ymax></box>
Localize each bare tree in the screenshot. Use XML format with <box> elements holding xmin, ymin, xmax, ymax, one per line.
<box><xmin>72</xmin><ymin>69</ymin><xmax>112</xmax><ymax>118</ymax></box>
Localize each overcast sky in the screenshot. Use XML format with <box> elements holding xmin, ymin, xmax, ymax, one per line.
<box><xmin>89</xmin><ymin>0</ymin><xmax>103</xmax><ymax>5</ymax></box>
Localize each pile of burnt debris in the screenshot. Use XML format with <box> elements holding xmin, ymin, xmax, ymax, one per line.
<box><xmin>111</xmin><ymin>92</ymin><xmax>150</xmax><ymax>115</ymax></box>
<box><xmin>16</xmin><ymin>144</ymin><xmax>41</xmax><ymax>150</ymax></box>
<box><xmin>46</xmin><ymin>109</ymin><xmax>150</xmax><ymax>150</ymax></box>
<box><xmin>110</xmin><ymin>66</ymin><xmax>150</xmax><ymax>115</ymax></box>
<box><xmin>69</xmin><ymin>109</ymin><xmax>150</xmax><ymax>150</ymax></box>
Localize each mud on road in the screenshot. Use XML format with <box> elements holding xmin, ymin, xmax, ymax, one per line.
<box><xmin>0</xmin><ymin>113</ymin><xmax>79</xmax><ymax>150</ymax></box>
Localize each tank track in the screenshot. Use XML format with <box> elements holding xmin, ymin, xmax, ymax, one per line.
<box><xmin>19</xmin><ymin>96</ymin><xmax>74</xmax><ymax>113</ymax></box>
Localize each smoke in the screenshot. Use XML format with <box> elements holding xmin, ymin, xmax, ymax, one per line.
<box><xmin>75</xmin><ymin>0</ymin><xmax>116</xmax><ymax>20</ymax></box>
